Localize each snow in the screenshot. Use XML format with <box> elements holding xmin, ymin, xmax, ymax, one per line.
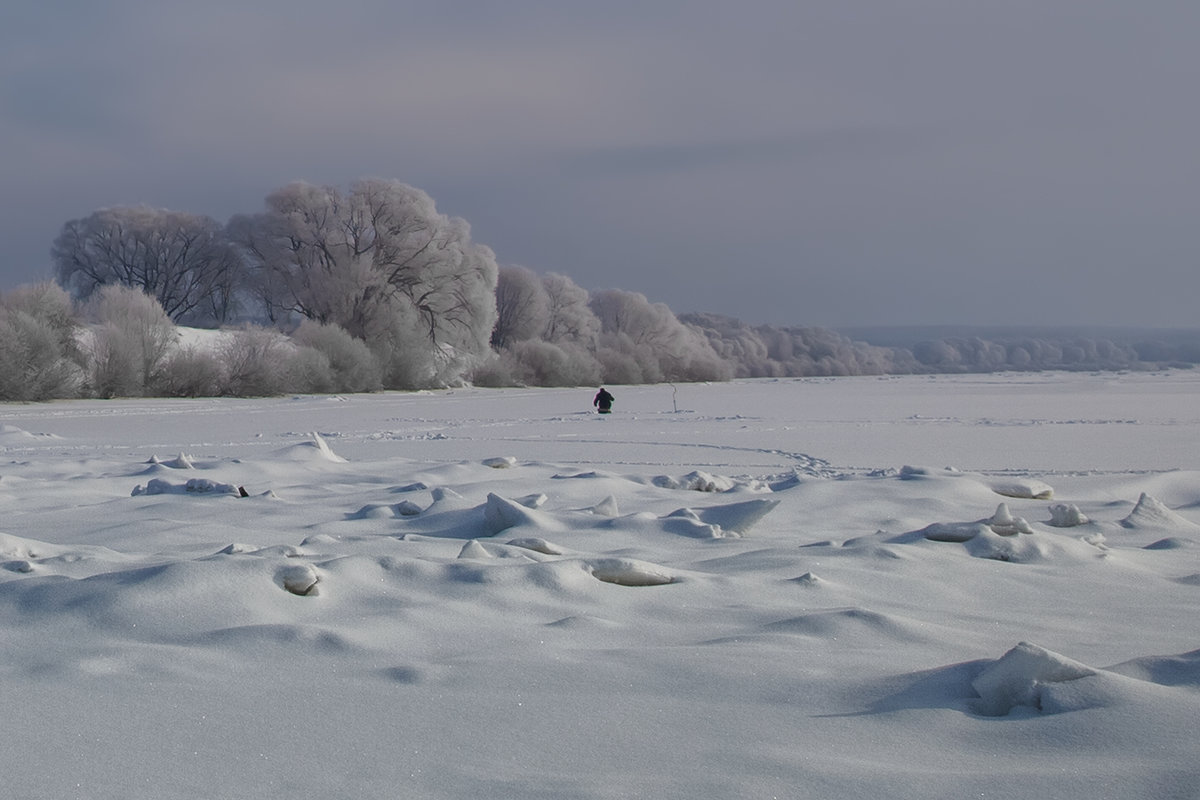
<box><xmin>1</xmin><ymin>371</ymin><xmax>1199</xmax><ymax>798</ymax></box>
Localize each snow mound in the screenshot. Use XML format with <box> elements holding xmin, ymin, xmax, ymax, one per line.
<box><xmin>395</xmin><ymin>500</ymin><xmax>424</xmax><ymax>516</ymax></box>
<box><xmin>986</xmin><ymin>503</ymin><xmax>1034</xmax><ymax>535</ymax></box>
<box><xmin>761</xmin><ymin>607</ymin><xmax>926</xmax><ymax>644</ymax></box>
<box><xmin>482</xmin><ymin>456</ymin><xmax>518</xmax><ymax>469</ymax></box>
<box><xmin>790</xmin><ymin>571</ymin><xmax>825</xmax><ymax>587</ymax></box>
<box><xmin>1121</xmin><ymin>493</ymin><xmax>1200</xmax><ymax>530</ymax></box>
<box><xmin>132</xmin><ymin>478</ymin><xmax>240</xmax><ymax>496</ymax></box>
<box><xmin>273</xmin><ymin>432</ymin><xmax>347</xmax><ymax>463</ymax></box>
<box><xmin>657</xmin><ymin>499</ymin><xmax>779</xmax><ymax>538</ymax></box>
<box><xmin>971</xmin><ymin>642</ymin><xmax>1097</xmax><ymax>716</ymax></box>
<box><xmin>1107</xmin><ymin>648</ymin><xmax>1200</xmax><ymax>687</ymax></box>
<box><xmin>507</xmin><ymin>537</ymin><xmax>568</xmax><ymax>555</ymax></box>
<box><xmin>347</xmin><ymin>503</ymin><xmax>406</xmax><ymax>520</ymax></box>
<box><xmin>457</xmin><ymin>540</ymin><xmax>546</xmax><ymax>561</ymax></box>
<box><xmin>898</xmin><ymin>466</ymin><xmax>1054</xmax><ymax>502</ymax></box>
<box><xmin>652</xmin><ymin>470</ymin><xmax>735</xmax><ymax>492</ymax></box>
<box><xmin>662</xmin><ymin>508</ymin><xmax>725</xmax><ymax>538</ymax></box>
<box><xmin>0</xmin><ymin>532</ymin><xmax>61</xmax><ymax>560</ymax></box>
<box><xmin>0</xmin><ymin>425</ymin><xmax>61</xmax><ymax>443</ymax></box>
<box><xmin>988</xmin><ymin>478</ymin><xmax>1054</xmax><ymax>500</ymax></box>
<box><xmin>346</xmin><ymin>496</ymin><xmax>428</xmax><ymax>519</ymax></box>
<box><xmin>964</xmin><ymin>528</ymin><xmax>1049</xmax><ymax>562</ymax></box>
<box><xmin>146</xmin><ymin>452</ymin><xmax>196</xmax><ymax>469</ymax></box>
<box><xmin>588</xmin><ymin>495</ymin><xmax>620</xmax><ymax>517</ymax></box>
<box><xmin>919</xmin><ymin>521</ymin><xmax>991</xmax><ymax>544</ymax></box>
<box><xmin>898</xmin><ymin>465</ymin><xmax>957</xmax><ymax>479</ymax></box>
<box><xmin>702</xmin><ymin>497</ymin><xmax>781</xmax><ymax>534</ymax></box>
<box><xmin>908</xmin><ymin>507</ymin><xmax>1059</xmax><ymax>561</ymax></box>
<box><xmin>916</xmin><ymin>504</ymin><xmax>1034</xmax><ymax>545</ymax></box>
<box><xmin>1048</xmin><ymin>503</ymin><xmax>1089</xmax><ymax>527</ymax></box>
<box><xmin>587</xmin><ymin>557</ymin><xmax>677</xmax><ymax>586</ymax></box>
<box><xmin>276</xmin><ymin>563</ymin><xmax>320</xmax><ymax>596</ymax></box>
<box><xmin>1143</xmin><ymin>536</ymin><xmax>1197</xmax><ymax>550</ymax></box>
<box><xmin>428</xmin><ymin>487</ymin><xmax>467</xmax><ymax>505</ymax></box>
<box><xmin>551</xmin><ymin>470</ymin><xmax>615</xmax><ymax>480</ymax></box>
<box><xmin>482</xmin><ymin>493</ymin><xmax>561</xmax><ymax>536</ymax></box>
<box><xmin>966</xmin><ymin>641</ymin><xmax>1197</xmax><ymax>717</ymax></box>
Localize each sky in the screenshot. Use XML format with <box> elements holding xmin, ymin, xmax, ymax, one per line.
<box><xmin>2</xmin><ymin>0</ymin><xmax>1198</xmax><ymax>329</ymax></box>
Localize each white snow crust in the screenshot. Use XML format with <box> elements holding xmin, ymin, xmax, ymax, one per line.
<box><xmin>1</xmin><ymin>372</ymin><xmax>1199</xmax><ymax>799</ymax></box>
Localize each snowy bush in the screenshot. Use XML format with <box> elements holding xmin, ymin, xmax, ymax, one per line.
<box><xmin>4</xmin><ymin>282</ymin><xmax>82</xmax><ymax>355</ymax></box>
<box><xmin>219</xmin><ymin>324</ymin><xmax>295</xmax><ymax>397</ymax></box>
<box><xmin>469</xmin><ymin>354</ymin><xmax>518</xmax><ymax>388</ymax></box>
<box><xmin>595</xmin><ymin>344</ymin><xmax>646</xmax><ymax>385</ymax></box>
<box><xmin>0</xmin><ymin>312</ymin><xmax>84</xmax><ymax>400</ymax></box>
<box><xmin>158</xmin><ymin>346</ymin><xmax>225</xmax><ymax>397</ymax></box>
<box><xmin>85</xmin><ymin>285</ymin><xmax>179</xmax><ymax>397</ymax></box>
<box><xmin>368</xmin><ymin>303</ymin><xmax>445</xmax><ymax>389</ymax></box>
<box><xmin>291</xmin><ymin>319</ymin><xmax>382</xmax><ymax>393</ymax></box>
<box><xmin>286</xmin><ymin>346</ymin><xmax>336</xmax><ymax>394</ymax></box>
<box><xmin>0</xmin><ymin>283</ymin><xmax>85</xmax><ymax>401</ymax></box>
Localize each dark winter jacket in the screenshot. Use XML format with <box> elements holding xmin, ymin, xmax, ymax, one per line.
<box><xmin>593</xmin><ymin>388</ymin><xmax>614</xmax><ymax>412</ymax></box>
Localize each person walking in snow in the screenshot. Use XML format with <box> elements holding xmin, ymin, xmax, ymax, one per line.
<box><xmin>593</xmin><ymin>387</ymin><xmax>614</xmax><ymax>414</ymax></box>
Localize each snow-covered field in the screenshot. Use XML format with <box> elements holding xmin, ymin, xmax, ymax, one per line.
<box><xmin>2</xmin><ymin>372</ymin><xmax>1198</xmax><ymax>799</ymax></box>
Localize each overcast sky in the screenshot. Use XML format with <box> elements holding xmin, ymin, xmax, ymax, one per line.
<box><xmin>3</xmin><ymin>1</ymin><xmax>1198</xmax><ymax>329</ymax></box>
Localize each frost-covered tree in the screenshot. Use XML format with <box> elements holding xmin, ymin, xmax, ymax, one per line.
<box><xmin>541</xmin><ymin>272</ymin><xmax>600</xmax><ymax>346</ymax></box>
<box><xmin>476</xmin><ymin>339</ymin><xmax>603</xmax><ymax>387</ymax></box>
<box><xmin>680</xmin><ymin>313</ymin><xmax>777</xmax><ymax>378</ymax></box>
<box><xmin>52</xmin><ymin>207</ymin><xmax>241</xmax><ymax>325</ymax></box>
<box><xmin>682</xmin><ymin>314</ymin><xmax>913</xmax><ymax>377</ymax></box>
<box><xmin>228</xmin><ymin>179</ymin><xmax>498</xmax><ymax>388</ymax></box>
<box><xmin>478</xmin><ymin>270</ymin><xmax>606</xmax><ymax>387</ymax></box>
<box><xmin>589</xmin><ymin>289</ymin><xmax>730</xmax><ymax>383</ymax></box>
<box><xmin>492</xmin><ymin>265</ymin><xmax>550</xmax><ymax>349</ymax></box>
<box><xmin>589</xmin><ymin>289</ymin><xmax>679</xmax><ymax>350</ymax></box>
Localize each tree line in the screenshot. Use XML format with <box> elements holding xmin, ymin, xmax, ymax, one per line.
<box><xmin>3</xmin><ymin>177</ymin><xmax>1197</xmax><ymax>401</ymax></box>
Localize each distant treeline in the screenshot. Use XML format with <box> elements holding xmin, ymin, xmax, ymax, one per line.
<box><xmin>4</xmin><ymin>176</ymin><xmax>1195</xmax><ymax>401</ymax></box>
<box><xmin>4</xmin><ymin>280</ymin><xmax>1195</xmax><ymax>403</ymax></box>
<box><xmin>686</xmin><ymin>314</ymin><xmax>1200</xmax><ymax>377</ymax></box>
